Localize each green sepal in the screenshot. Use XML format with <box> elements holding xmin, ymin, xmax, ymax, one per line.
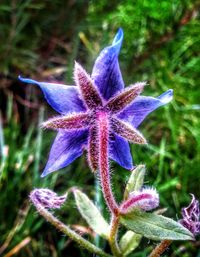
<box><xmin>74</xmin><ymin>189</ymin><xmax>109</xmax><ymax>239</ymax></box>
<box><xmin>119</xmin><ymin>231</ymin><xmax>142</xmax><ymax>256</ymax></box>
<box><xmin>124</xmin><ymin>165</ymin><xmax>146</xmax><ymax>199</ymax></box>
<box><xmin>120</xmin><ymin>209</ymin><xmax>194</xmax><ymax>241</ymax></box>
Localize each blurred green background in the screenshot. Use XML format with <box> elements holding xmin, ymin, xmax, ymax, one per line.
<box><xmin>0</xmin><ymin>0</ymin><xmax>200</xmax><ymax>256</ymax></box>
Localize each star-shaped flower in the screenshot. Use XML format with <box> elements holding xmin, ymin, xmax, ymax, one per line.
<box><xmin>19</xmin><ymin>29</ymin><xmax>173</xmax><ymax>177</ymax></box>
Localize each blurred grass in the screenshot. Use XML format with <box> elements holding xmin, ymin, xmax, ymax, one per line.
<box><xmin>0</xmin><ymin>0</ymin><xmax>200</xmax><ymax>256</ymax></box>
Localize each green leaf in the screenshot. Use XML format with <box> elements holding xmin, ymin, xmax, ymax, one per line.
<box><xmin>119</xmin><ymin>231</ymin><xmax>142</xmax><ymax>256</ymax></box>
<box><xmin>120</xmin><ymin>210</ymin><xmax>194</xmax><ymax>241</ymax></box>
<box><xmin>74</xmin><ymin>189</ymin><xmax>109</xmax><ymax>239</ymax></box>
<box><xmin>124</xmin><ymin>165</ymin><xmax>146</xmax><ymax>199</ymax></box>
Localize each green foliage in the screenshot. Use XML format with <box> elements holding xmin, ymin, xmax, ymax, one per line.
<box><xmin>0</xmin><ymin>1</ymin><xmax>87</xmax><ymax>74</ymax></box>
<box><xmin>124</xmin><ymin>165</ymin><xmax>146</xmax><ymax>199</ymax></box>
<box><xmin>121</xmin><ymin>210</ymin><xmax>194</xmax><ymax>241</ymax></box>
<box><xmin>119</xmin><ymin>231</ymin><xmax>142</xmax><ymax>256</ymax></box>
<box><xmin>74</xmin><ymin>189</ymin><xmax>109</xmax><ymax>239</ymax></box>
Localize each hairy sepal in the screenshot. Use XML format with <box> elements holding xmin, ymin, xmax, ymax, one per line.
<box><xmin>88</xmin><ymin>126</ymin><xmax>99</xmax><ymax>172</ymax></box>
<box><xmin>111</xmin><ymin>118</ymin><xmax>147</xmax><ymax>144</ymax></box>
<box><xmin>74</xmin><ymin>62</ymin><xmax>103</xmax><ymax>109</ymax></box>
<box><xmin>42</xmin><ymin>112</ymin><xmax>90</xmax><ymax>130</ymax></box>
<box><xmin>106</xmin><ymin>82</ymin><xmax>146</xmax><ymax>114</ymax></box>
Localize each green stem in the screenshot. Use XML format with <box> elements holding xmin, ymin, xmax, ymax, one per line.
<box><xmin>34</xmin><ymin>204</ymin><xmax>112</xmax><ymax>257</ymax></box>
<box><xmin>148</xmin><ymin>240</ymin><xmax>172</xmax><ymax>257</ymax></box>
<box><xmin>109</xmin><ymin>215</ymin><xmax>123</xmax><ymax>257</ymax></box>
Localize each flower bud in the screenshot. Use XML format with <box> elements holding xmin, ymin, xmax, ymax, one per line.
<box><xmin>120</xmin><ymin>188</ymin><xmax>159</xmax><ymax>214</ymax></box>
<box><xmin>30</xmin><ymin>188</ymin><xmax>67</xmax><ymax>209</ymax></box>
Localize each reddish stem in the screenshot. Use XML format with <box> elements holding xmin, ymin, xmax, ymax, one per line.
<box><xmin>98</xmin><ymin>112</ymin><xmax>119</xmax><ymax>215</ymax></box>
<box><xmin>148</xmin><ymin>240</ymin><xmax>172</xmax><ymax>257</ymax></box>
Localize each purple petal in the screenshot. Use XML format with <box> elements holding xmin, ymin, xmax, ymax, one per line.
<box><xmin>182</xmin><ymin>194</ymin><xmax>200</xmax><ymax>221</ymax></box>
<box><xmin>18</xmin><ymin>76</ymin><xmax>86</xmax><ymax>114</ymax></box>
<box><xmin>109</xmin><ymin>133</ymin><xmax>133</xmax><ymax>170</ymax></box>
<box><xmin>91</xmin><ymin>28</ymin><xmax>124</xmax><ymax>100</ymax></box>
<box><xmin>195</xmin><ymin>223</ymin><xmax>200</xmax><ymax>235</ymax></box>
<box><xmin>118</xmin><ymin>89</ymin><xmax>173</xmax><ymax>128</ymax></box>
<box><xmin>41</xmin><ymin>130</ymin><xmax>88</xmax><ymax>177</ymax></box>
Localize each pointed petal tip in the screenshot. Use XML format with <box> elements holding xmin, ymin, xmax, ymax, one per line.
<box><xmin>18</xmin><ymin>75</ymin><xmax>27</xmax><ymax>82</ymax></box>
<box><xmin>18</xmin><ymin>76</ymin><xmax>39</xmax><ymax>85</ymax></box>
<box><xmin>41</xmin><ymin>169</ymin><xmax>51</xmax><ymax>178</ymax></box>
<box><xmin>127</xmin><ymin>164</ymin><xmax>135</xmax><ymax>171</ymax></box>
<box><xmin>40</xmin><ymin>172</ymin><xmax>47</xmax><ymax>178</ymax></box>
<box><xmin>166</xmin><ymin>88</ymin><xmax>173</xmax><ymax>96</ymax></box>
<box><xmin>41</xmin><ymin>166</ymin><xmax>57</xmax><ymax>178</ymax></box>
<box><xmin>129</xmin><ymin>165</ymin><xmax>136</xmax><ymax>171</ymax></box>
<box><xmin>112</xmin><ymin>28</ymin><xmax>124</xmax><ymax>47</ymax></box>
<box><xmin>158</xmin><ymin>89</ymin><xmax>173</xmax><ymax>104</ymax></box>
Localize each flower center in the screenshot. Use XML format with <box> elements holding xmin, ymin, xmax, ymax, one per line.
<box><xmin>90</xmin><ymin>106</ymin><xmax>110</xmax><ymax>123</ymax></box>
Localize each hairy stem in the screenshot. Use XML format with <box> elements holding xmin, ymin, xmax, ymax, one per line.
<box><xmin>98</xmin><ymin>112</ymin><xmax>123</xmax><ymax>257</ymax></box>
<box><xmin>98</xmin><ymin>112</ymin><xmax>118</xmax><ymax>215</ymax></box>
<box><xmin>32</xmin><ymin>203</ymin><xmax>112</xmax><ymax>257</ymax></box>
<box><xmin>148</xmin><ymin>240</ymin><xmax>172</xmax><ymax>257</ymax></box>
<box><xmin>109</xmin><ymin>215</ymin><xmax>122</xmax><ymax>257</ymax></box>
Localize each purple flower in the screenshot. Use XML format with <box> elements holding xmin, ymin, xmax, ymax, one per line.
<box><xmin>19</xmin><ymin>29</ymin><xmax>173</xmax><ymax>177</ymax></box>
<box><xmin>180</xmin><ymin>194</ymin><xmax>200</xmax><ymax>236</ymax></box>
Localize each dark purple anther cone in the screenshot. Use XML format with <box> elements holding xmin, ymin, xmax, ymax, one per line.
<box><xmin>179</xmin><ymin>194</ymin><xmax>200</xmax><ymax>236</ymax></box>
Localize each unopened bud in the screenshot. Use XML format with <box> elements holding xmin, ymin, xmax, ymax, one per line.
<box><xmin>120</xmin><ymin>188</ymin><xmax>159</xmax><ymax>214</ymax></box>
<box><xmin>30</xmin><ymin>188</ymin><xmax>67</xmax><ymax>209</ymax></box>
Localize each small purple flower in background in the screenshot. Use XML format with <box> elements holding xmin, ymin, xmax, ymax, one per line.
<box><xmin>19</xmin><ymin>29</ymin><xmax>173</xmax><ymax>177</ymax></box>
<box><xmin>179</xmin><ymin>194</ymin><xmax>200</xmax><ymax>236</ymax></box>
